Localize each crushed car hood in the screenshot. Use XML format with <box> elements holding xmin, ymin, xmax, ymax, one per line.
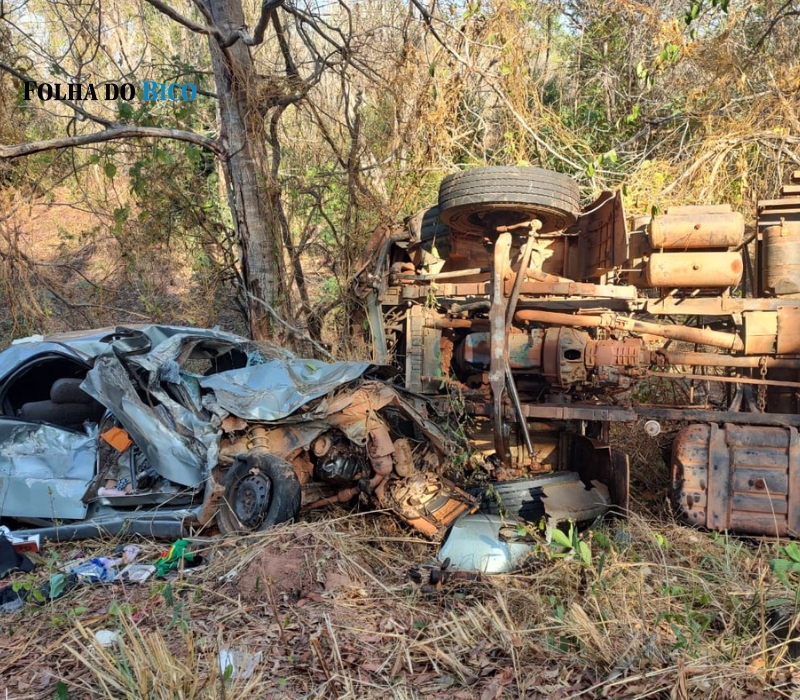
<box><xmin>76</xmin><ymin>329</ymin><xmax>373</xmax><ymax>486</ymax></box>
<box><xmin>198</xmin><ymin>360</ymin><xmax>370</xmax><ymax>421</ymax></box>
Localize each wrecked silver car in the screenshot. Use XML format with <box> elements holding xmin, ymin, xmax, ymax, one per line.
<box><xmin>0</xmin><ymin>325</ymin><xmax>475</xmax><ymax>540</ymax></box>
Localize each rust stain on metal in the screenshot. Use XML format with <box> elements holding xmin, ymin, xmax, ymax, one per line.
<box><xmin>673</xmin><ymin>423</ymin><xmax>799</xmax><ymax>536</ymax></box>
<box><xmin>649</xmin><ymin>212</ymin><xmax>744</xmax><ymax>249</ymax></box>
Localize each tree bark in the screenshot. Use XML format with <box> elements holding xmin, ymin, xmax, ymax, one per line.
<box><xmin>205</xmin><ymin>0</ymin><xmax>282</xmax><ymax>340</ymax></box>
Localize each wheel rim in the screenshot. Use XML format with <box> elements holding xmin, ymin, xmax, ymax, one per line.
<box><xmin>233</xmin><ymin>472</ymin><xmax>272</xmax><ymax>529</ymax></box>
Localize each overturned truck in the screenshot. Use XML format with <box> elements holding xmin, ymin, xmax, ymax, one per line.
<box><xmin>354</xmin><ymin>166</ymin><xmax>800</xmax><ymax>538</ymax></box>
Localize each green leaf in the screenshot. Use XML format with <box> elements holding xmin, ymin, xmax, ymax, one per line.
<box><xmin>784</xmin><ymin>542</ymin><xmax>800</xmax><ymax>563</ymax></box>
<box><xmin>112</xmin><ymin>206</ymin><xmax>129</xmax><ymax>231</ymax></box>
<box><xmin>88</xmin><ymin>154</ymin><xmax>100</xmax><ymax>165</ymax></box>
<box><xmin>605</xmin><ymin>149</ymin><xmax>618</xmax><ymax>164</ymax></box>
<box><xmin>54</xmin><ymin>681</ymin><xmax>69</xmax><ymax>700</ymax></box>
<box><xmin>577</xmin><ymin>541</ymin><xmax>592</xmax><ymax>567</ymax></box>
<box><xmin>551</xmin><ymin>529</ymin><xmax>572</xmax><ymax>549</ymax></box>
<box><xmin>162</xmin><ymin>581</ymin><xmax>174</xmax><ymax>607</ymax></box>
<box><xmin>103</xmin><ymin>163</ymin><xmax>117</xmax><ymax>179</ymax></box>
<box><xmin>625</xmin><ymin>104</ymin><xmax>641</xmax><ymax>125</ymax></box>
<box><xmin>592</xmin><ymin>531</ymin><xmax>612</xmax><ymax>550</ymax></box>
<box><xmin>118</xmin><ymin>102</ymin><xmax>134</xmax><ymax>120</ymax></box>
<box><xmin>769</xmin><ymin>558</ymin><xmax>800</xmax><ymax>587</ymax></box>
<box><xmin>685</xmin><ymin>1</ymin><xmax>701</xmax><ymax>25</ymax></box>
<box><xmin>48</xmin><ymin>574</ymin><xmax>67</xmax><ymax>600</ymax></box>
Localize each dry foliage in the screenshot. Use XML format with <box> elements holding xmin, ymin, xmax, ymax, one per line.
<box><xmin>2</xmin><ymin>484</ymin><xmax>800</xmax><ymax>699</ymax></box>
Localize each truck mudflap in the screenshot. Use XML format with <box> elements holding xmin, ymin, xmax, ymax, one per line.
<box><xmin>672</xmin><ymin>423</ymin><xmax>800</xmax><ymax>536</ymax></box>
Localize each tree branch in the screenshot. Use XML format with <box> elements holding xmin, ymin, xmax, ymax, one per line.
<box><xmin>246</xmin><ymin>291</ymin><xmax>332</xmax><ymax>359</ymax></box>
<box><xmin>751</xmin><ymin>0</ymin><xmax>799</xmax><ymax>54</ymax></box>
<box><xmin>142</xmin><ymin>0</ymin><xmax>212</xmax><ymax>37</ymax></box>
<box><xmin>0</xmin><ymin>60</ymin><xmax>114</xmax><ymax>128</ymax></box>
<box><xmin>145</xmin><ymin>0</ymin><xmax>283</xmax><ymax>48</ymax></box>
<box><xmin>408</xmin><ymin>0</ymin><xmax>585</xmax><ymax>172</ymax></box>
<box><xmin>0</xmin><ymin>125</ymin><xmax>222</xmax><ymax>159</ymax></box>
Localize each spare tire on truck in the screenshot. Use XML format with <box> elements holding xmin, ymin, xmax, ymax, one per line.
<box><xmin>438</xmin><ymin>166</ymin><xmax>580</xmax><ymax>235</ymax></box>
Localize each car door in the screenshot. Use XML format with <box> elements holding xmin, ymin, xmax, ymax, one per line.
<box><xmin>0</xmin><ymin>418</ymin><xmax>96</xmax><ymax>519</ymax></box>
<box><xmin>0</xmin><ymin>352</ymin><xmax>101</xmax><ymax>520</ymax></box>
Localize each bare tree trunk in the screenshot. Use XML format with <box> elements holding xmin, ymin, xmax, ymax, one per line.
<box><xmin>205</xmin><ymin>0</ymin><xmax>281</xmax><ymax>340</ymax></box>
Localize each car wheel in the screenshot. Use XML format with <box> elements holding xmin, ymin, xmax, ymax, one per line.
<box><xmin>471</xmin><ymin>472</ymin><xmax>580</xmax><ymax>523</ymax></box>
<box><xmin>438</xmin><ymin>166</ymin><xmax>580</xmax><ymax>235</ymax></box>
<box><xmin>216</xmin><ymin>450</ymin><xmax>301</xmax><ymax>534</ymax></box>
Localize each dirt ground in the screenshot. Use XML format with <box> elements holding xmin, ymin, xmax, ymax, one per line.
<box><xmin>1</xmin><ymin>448</ymin><xmax>798</xmax><ymax>700</ymax></box>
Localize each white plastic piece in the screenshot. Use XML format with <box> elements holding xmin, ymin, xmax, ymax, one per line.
<box><xmin>644</xmin><ymin>420</ymin><xmax>661</xmax><ymax>437</ymax></box>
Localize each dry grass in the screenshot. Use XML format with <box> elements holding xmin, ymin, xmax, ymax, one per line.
<box><xmin>2</xmin><ymin>480</ymin><xmax>800</xmax><ymax>700</ymax></box>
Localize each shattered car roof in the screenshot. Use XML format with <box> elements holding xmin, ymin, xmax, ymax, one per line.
<box><xmin>0</xmin><ymin>325</ymin><xmax>372</xmax><ymax>423</ymax></box>
<box><xmin>0</xmin><ymin>325</ymin><xmax>245</xmax><ymax>375</ymax></box>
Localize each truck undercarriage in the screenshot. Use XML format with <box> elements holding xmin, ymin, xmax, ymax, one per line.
<box><xmin>354</xmin><ymin>166</ymin><xmax>800</xmax><ymax>537</ymax></box>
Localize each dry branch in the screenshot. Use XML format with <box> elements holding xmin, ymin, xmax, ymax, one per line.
<box><xmin>0</xmin><ymin>126</ymin><xmax>222</xmax><ymax>160</ymax></box>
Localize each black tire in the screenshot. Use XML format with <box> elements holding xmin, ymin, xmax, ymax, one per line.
<box><xmin>216</xmin><ymin>450</ymin><xmax>301</xmax><ymax>534</ymax></box>
<box><xmin>407</xmin><ymin>205</ymin><xmax>448</xmax><ymax>242</ymax></box>
<box><xmin>407</xmin><ymin>205</ymin><xmax>452</xmax><ymax>258</ymax></box>
<box><xmin>438</xmin><ymin>166</ymin><xmax>580</xmax><ymax>235</ymax></box>
<box><xmin>471</xmin><ymin>472</ymin><xmax>579</xmax><ymax>522</ymax></box>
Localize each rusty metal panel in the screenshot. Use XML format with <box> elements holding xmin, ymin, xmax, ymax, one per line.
<box><xmin>788</xmin><ymin>428</ymin><xmax>800</xmax><ymax>534</ymax></box>
<box><xmin>777</xmin><ymin>306</ymin><xmax>800</xmax><ymax>354</ymax></box>
<box><xmin>644</xmin><ymin>296</ymin><xmax>800</xmax><ymax>316</ymax></box>
<box><xmin>509</xmin><ymin>279</ymin><xmax>638</xmax><ymax>299</ymax></box>
<box><xmin>673</xmin><ymin>423</ymin><xmax>800</xmax><ymax>536</ymax></box>
<box><xmin>569</xmin><ymin>191</ymin><xmax>628</xmax><ymax>279</ymax></box>
<box><xmin>743</xmin><ymin>311</ymin><xmax>777</xmax><ymax>354</ymax></box>
<box><xmin>762</xmin><ymin>223</ymin><xmax>800</xmax><ymax>297</ymax></box>
<box><xmin>671</xmin><ymin>424</ymin><xmax>711</xmax><ymax>530</ymax></box>
<box><xmin>649</xmin><ymin>212</ymin><xmax>744</xmax><ymax>250</ymax></box>
<box><xmin>758</xmin><ymin>197</ymin><xmax>800</xmax><ymax>229</ymax></box>
<box><xmin>405</xmin><ymin>306</ymin><xmax>442</xmax><ymax>394</ymax></box>
<box><xmin>705</xmin><ymin>424</ymin><xmax>730</xmax><ymax>531</ymax></box>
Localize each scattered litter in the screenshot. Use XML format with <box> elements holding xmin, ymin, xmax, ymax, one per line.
<box><xmin>118</xmin><ymin>544</ymin><xmax>140</xmax><ymax>563</ymax></box>
<box><xmin>219</xmin><ymin>648</ymin><xmax>263</xmax><ymax>679</ymax></box>
<box><xmin>0</xmin><ymin>537</ymin><xmax>35</xmax><ymax>579</ymax></box>
<box><xmin>154</xmin><ymin>539</ymin><xmax>204</xmax><ymax>578</ymax></box>
<box><xmin>0</xmin><ymin>586</ymin><xmax>26</xmax><ymax>614</ymax></box>
<box><xmin>70</xmin><ymin>558</ymin><xmax>117</xmax><ymax>583</ymax></box>
<box><xmin>408</xmin><ymin>559</ymin><xmax>483</xmax><ymax>600</ymax></box>
<box><xmin>119</xmin><ymin>564</ymin><xmax>156</xmax><ymax>583</ymax></box>
<box><xmin>0</xmin><ymin>527</ymin><xmax>41</xmax><ymax>555</ymax></box>
<box><xmin>94</xmin><ymin>629</ymin><xmax>120</xmax><ymax>647</ymax></box>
